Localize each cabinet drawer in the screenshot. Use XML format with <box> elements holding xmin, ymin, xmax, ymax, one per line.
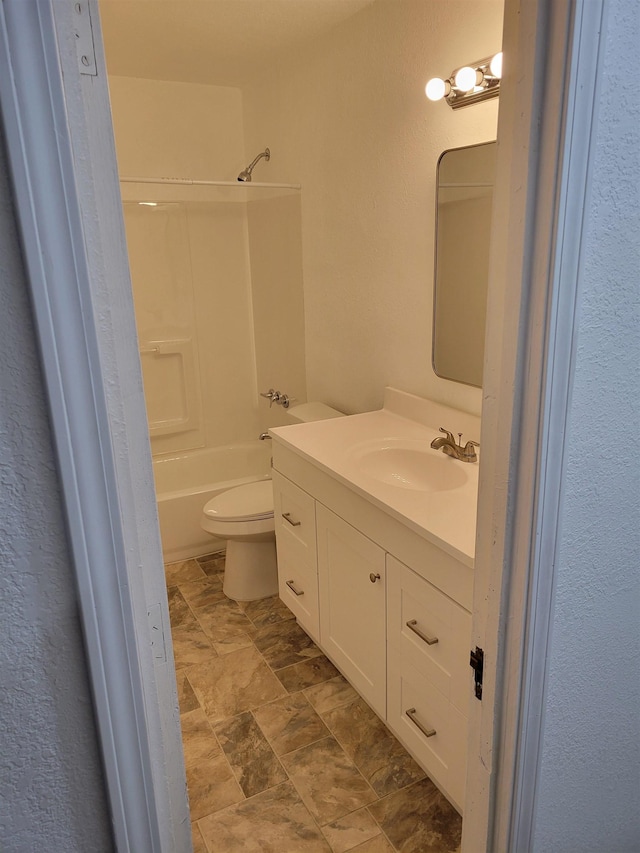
<box><xmin>277</xmin><ymin>550</ymin><xmax>320</xmax><ymax>642</ymax></box>
<box><xmin>387</xmin><ymin>555</ymin><xmax>471</xmax><ymax>714</ymax></box>
<box><xmin>272</xmin><ymin>470</ymin><xmax>317</xmax><ymax>563</ymax></box>
<box><xmin>387</xmin><ymin>652</ymin><xmax>467</xmax><ymax>811</ymax></box>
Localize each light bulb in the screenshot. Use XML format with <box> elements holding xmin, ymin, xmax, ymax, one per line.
<box><xmin>454</xmin><ymin>66</ymin><xmax>482</xmax><ymax>92</ymax></box>
<box><xmin>490</xmin><ymin>52</ymin><xmax>503</xmax><ymax>79</ymax></box>
<box><xmin>425</xmin><ymin>77</ymin><xmax>450</xmax><ymax>101</ymax></box>
<box><xmin>138</xmin><ymin>201</ymin><xmax>158</xmax><ymax>207</ymax></box>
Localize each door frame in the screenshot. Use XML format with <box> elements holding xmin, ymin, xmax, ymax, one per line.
<box><xmin>0</xmin><ymin>1</ymin><xmax>189</xmax><ymax>850</ymax></box>
<box><xmin>0</xmin><ymin>0</ymin><xmax>607</xmax><ymax>850</ymax></box>
<box><xmin>464</xmin><ymin>1</ymin><xmax>607</xmax><ymax>849</ymax></box>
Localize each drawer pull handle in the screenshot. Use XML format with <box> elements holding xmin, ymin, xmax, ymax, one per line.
<box><xmin>286</xmin><ymin>580</ymin><xmax>304</xmax><ymax>596</ymax></box>
<box><xmin>282</xmin><ymin>512</ymin><xmax>301</xmax><ymax>527</ymax></box>
<box><xmin>406</xmin><ymin>619</ymin><xmax>439</xmax><ymax>646</ymax></box>
<box><xmin>406</xmin><ymin>708</ymin><xmax>436</xmax><ymax>738</ymax></box>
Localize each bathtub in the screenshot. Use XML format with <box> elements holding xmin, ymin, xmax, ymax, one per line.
<box><xmin>153</xmin><ymin>441</ymin><xmax>272</xmax><ymax>563</ymax></box>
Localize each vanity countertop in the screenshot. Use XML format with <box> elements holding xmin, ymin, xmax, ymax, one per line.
<box><xmin>270</xmin><ymin>388</ymin><xmax>480</xmax><ymax>567</ymax></box>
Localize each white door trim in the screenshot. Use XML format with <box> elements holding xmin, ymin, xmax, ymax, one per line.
<box><xmin>464</xmin><ymin>1</ymin><xmax>608</xmax><ymax>850</ymax></box>
<box><xmin>0</xmin><ymin>1</ymin><xmax>189</xmax><ymax>850</ymax></box>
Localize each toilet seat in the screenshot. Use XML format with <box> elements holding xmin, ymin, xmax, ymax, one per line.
<box><xmin>201</xmin><ymin>480</ymin><xmax>275</xmax><ymax>539</ymax></box>
<box><xmin>203</xmin><ymin>479</ymin><xmax>274</xmax><ymax>522</ymax></box>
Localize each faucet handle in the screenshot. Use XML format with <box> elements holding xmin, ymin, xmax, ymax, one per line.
<box><xmin>260</xmin><ymin>388</ymin><xmax>280</xmax><ymax>407</ymax></box>
<box><xmin>438</xmin><ymin>427</ymin><xmax>456</xmax><ymax>444</ymax></box>
<box><xmin>462</xmin><ymin>439</ymin><xmax>480</xmax><ymax>461</ymax></box>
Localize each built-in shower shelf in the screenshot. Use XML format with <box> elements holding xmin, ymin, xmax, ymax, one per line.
<box><xmin>120</xmin><ymin>177</ymin><xmax>301</xmax><ymax>204</ymax></box>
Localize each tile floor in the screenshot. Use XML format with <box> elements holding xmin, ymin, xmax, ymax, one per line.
<box><xmin>166</xmin><ymin>553</ymin><xmax>462</xmax><ymax>853</ymax></box>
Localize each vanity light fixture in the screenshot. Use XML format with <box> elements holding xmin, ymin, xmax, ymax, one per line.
<box><xmin>425</xmin><ymin>52</ymin><xmax>502</xmax><ymax>109</ymax></box>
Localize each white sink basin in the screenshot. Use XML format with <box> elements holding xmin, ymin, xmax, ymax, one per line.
<box><xmin>352</xmin><ymin>439</ymin><xmax>469</xmax><ymax>492</ymax></box>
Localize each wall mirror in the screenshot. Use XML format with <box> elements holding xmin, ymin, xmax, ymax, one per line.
<box><xmin>432</xmin><ymin>140</ymin><xmax>497</xmax><ymax>388</ymax></box>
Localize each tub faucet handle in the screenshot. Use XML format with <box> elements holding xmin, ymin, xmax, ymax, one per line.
<box><xmin>260</xmin><ymin>388</ymin><xmax>280</xmax><ymax>407</ymax></box>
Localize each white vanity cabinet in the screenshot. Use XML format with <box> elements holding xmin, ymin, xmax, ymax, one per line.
<box><xmin>316</xmin><ymin>505</ymin><xmax>387</xmax><ymax>718</ymax></box>
<box><xmin>270</xmin><ymin>394</ymin><xmax>477</xmax><ymax>815</ymax></box>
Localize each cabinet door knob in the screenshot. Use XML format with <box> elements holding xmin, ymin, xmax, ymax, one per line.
<box><xmin>369</xmin><ymin>572</ymin><xmax>381</xmax><ymax>583</ymax></box>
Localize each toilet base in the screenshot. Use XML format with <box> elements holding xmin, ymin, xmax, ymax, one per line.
<box><xmin>223</xmin><ymin>538</ymin><xmax>278</xmax><ymax>601</ymax></box>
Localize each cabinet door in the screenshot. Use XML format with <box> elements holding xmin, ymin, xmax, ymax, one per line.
<box><xmin>317</xmin><ymin>504</ymin><xmax>386</xmax><ymax>718</ymax></box>
<box><xmin>272</xmin><ymin>471</ymin><xmax>319</xmax><ymax>641</ymax></box>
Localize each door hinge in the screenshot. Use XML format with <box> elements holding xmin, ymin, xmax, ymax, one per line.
<box><xmin>470</xmin><ymin>646</ymin><xmax>484</xmax><ymax>700</ymax></box>
<box><xmin>73</xmin><ymin>1</ymin><xmax>97</xmax><ymax>76</ymax></box>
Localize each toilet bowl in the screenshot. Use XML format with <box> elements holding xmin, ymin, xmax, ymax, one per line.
<box><xmin>201</xmin><ymin>480</ymin><xmax>277</xmax><ymax>601</ymax></box>
<box><xmin>201</xmin><ymin>402</ymin><xmax>344</xmax><ymax>601</ymax></box>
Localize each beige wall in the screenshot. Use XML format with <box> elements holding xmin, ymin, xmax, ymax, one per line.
<box><xmin>242</xmin><ymin>0</ymin><xmax>503</xmax><ymax>416</ymax></box>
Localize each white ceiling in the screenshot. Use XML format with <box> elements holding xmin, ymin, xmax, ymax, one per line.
<box><xmin>99</xmin><ymin>0</ymin><xmax>376</xmax><ymax>87</ymax></box>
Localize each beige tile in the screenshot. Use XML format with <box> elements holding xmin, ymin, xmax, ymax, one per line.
<box><xmin>323</xmin><ymin>696</ymin><xmax>424</xmax><ymax>797</ymax></box>
<box><xmin>350</xmin><ymin>836</ymin><xmax>395</xmax><ymax>853</ymax></box>
<box><xmin>179</xmin><ymin>577</ymin><xmax>226</xmax><ymax>612</ymax></box>
<box><xmin>212</xmin><ymin>631</ymin><xmax>255</xmax><ymax>656</ymax></box>
<box><xmin>305</xmin><ymin>675</ymin><xmax>359</xmax><ymax>715</ymax></box>
<box><xmin>197</xmin><ymin>781</ymin><xmax>331</xmax><ymax>852</ymax></box>
<box><xmin>180</xmin><ymin>708</ymin><xmax>222</xmax><ymax>765</ymax></box>
<box><xmin>187</xmin><ymin>646</ymin><xmax>286</xmax><ymax>723</ymax></box>
<box><xmin>165</xmin><ymin>558</ymin><xmax>206</xmax><ymax>587</ymax></box>
<box><xmin>195</xmin><ymin>597</ymin><xmax>255</xmax><ymax>643</ymax></box>
<box><xmin>275</xmin><ymin>655</ymin><xmax>340</xmax><ymax>692</ymax></box>
<box><xmin>321</xmin><ymin>808</ymin><xmax>382</xmax><ymax>853</ymax></box>
<box><xmin>367</xmin><ymin>777</ymin><xmax>462</xmax><ymax>853</ymax></box>
<box><xmin>185</xmin><ymin>753</ymin><xmax>243</xmax><ymax>821</ymax></box>
<box><xmin>171</xmin><ymin>625</ymin><xmax>216</xmax><ymax>670</ymax></box>
<box><xmin>196</xmin><ymin>553</ymin><xmax>226</xmax><ymax>577</ymax></box>
<box><xmin>191</xmin><ymin>822</ymin><xmax>208</xmax><ymax>853</ymax></box>
<box><xmin>168</xmin><ymin>587</ymin><xmax>200</xmax><ymax>631</ymax></box>
<box><xmin>176</xmin><ymin>670</ymin><xmax>200</xmax><ymax>714</ymax></box>
<box><xmin>239</xmin><ymin>595</ymin><xmax>296</xmax><ymax>628</ymax></box>
<box><xmin>254</xmin><ymin>619</ymin><xmax>324</xmax><ymax>670</ymax></box>
<box><xmin>281</xmin><ymin>736</ymin><xmax>377</xmax><ymax>826</ymax></box>
<box><xmin>214</xmin><ymin>711</ymin><xmax>287</xmax><ymax>797</ymax></box>
<box><xmin>253</xmin><ymin>692</ymin><xmax>330</xmax><ymax>756</ymax></box>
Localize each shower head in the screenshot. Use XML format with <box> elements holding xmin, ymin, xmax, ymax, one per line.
<box><xmin>237</xmin><ymin>148</ymin><xmax>270</xmax><ymax>182</ymax></box>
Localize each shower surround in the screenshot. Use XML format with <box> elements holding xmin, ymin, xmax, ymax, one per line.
<box><xmin>110</xmin><ymin>76</ymin><xmax>306</xmax><ymax>558</ymax></box>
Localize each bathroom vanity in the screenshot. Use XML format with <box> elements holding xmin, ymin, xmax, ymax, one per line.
<box><xmin>270</xmin><ymin>389</ymin><xmax>480</xmax><ymax>813</ymax></box>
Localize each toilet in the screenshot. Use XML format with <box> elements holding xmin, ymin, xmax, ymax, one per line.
<box><xmin>201</xmin><ymin>402</ymin><xmax>344</xmax><ymax>601</ymax></box>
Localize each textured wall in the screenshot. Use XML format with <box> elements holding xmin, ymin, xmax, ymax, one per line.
<box><xmin>532</xmin><ymin>2</ymin><xmax>640</xmax><ymax>849</ymax></box>
<box><xmin>242</xmin><ymin>0</ymin><xmax>503</xmax><ymax>416</ymax></box>
<box><xmin>0</xmin><ymin>133</ymin><xmax>113</xmax><ymax>849</ymax></box>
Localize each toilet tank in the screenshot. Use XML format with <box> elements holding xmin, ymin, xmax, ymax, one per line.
<box><xmin>286</xmin><ymin>402</ymin><xmax>344</xmax><ymax>423</ymax></box>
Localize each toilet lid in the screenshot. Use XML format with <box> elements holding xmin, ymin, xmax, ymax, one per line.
<box><xmin>203</xmin><ymin>480</ymin><xmax>274</xmax><ymax>522</ymax></box>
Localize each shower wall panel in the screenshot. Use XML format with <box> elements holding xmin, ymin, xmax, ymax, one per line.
<box><xmin>109</xmin><ymin>76</ymin><xmax>261</xmax><ymax>455</ymax></box>
<box><xmin>247</xmin><ymin>194</ymin><xmax>307</xmax><ymax>433</ymax></box>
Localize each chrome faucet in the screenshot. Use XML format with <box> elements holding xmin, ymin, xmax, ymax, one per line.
<box><xmin>430</xmin><ymin>427</ymin><xmax>479</xmax><ymax>463</ymax></box>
